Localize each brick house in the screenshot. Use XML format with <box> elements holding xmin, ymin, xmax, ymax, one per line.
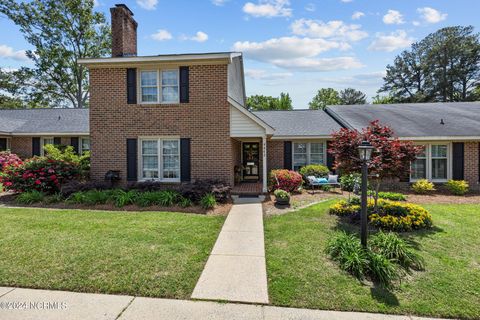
<box><xmin>1</xmin><ymin>4</ymin><xmax>479</xmax><ymax>193</ymax></box>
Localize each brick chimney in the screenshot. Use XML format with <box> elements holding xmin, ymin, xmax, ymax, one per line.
<box><xmin>110</xmin><ymin>4</ymin><xmax>138</xmax><ymax>57</ymax></box>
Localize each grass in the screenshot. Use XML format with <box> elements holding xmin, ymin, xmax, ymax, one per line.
<box><xmin>0</xmin><ymin>207</ymin><xmax>225</xmax><ymax>299</ymax></box>
<box><xmin>265</xmin><ymin>201</ymin><xmax>480</xmax><ymax>319</ymax></box>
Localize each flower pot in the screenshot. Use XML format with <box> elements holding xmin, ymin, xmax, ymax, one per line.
<box><xmin>275</xmin><ymin>196</ymin><xmax>290</xmax><ymax>205</ymax></box>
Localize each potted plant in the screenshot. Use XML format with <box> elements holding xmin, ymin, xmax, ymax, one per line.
<box><xmin>274</xmin><ymin>189</ymin><xmax>290</xmax><ymax>205</ymax></box>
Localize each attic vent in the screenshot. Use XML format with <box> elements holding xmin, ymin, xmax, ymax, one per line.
<box><xmin>58</xmin><ymin>116</ymin><xmax>61</xmax><ymax>120</ymax></box>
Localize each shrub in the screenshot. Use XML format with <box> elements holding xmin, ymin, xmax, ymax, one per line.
<box><xmin>200</xmin><ymin>193</ymin><xmax>216</xmax><ymax>209</ymax></box>
<box><xmin>330</xmin><ymin>199</ymin><xmax>432</xmax><ymax>232</ymax></box>
<box><xmin>367</xmin><ymin>251</ymin><xmax>399</xmax><ymax>286</ymax></box>
<box><xmin>369</xmin><ymin>231</ymin><xmax>424</xmax><ymax>271</ymax></box>
<box><xmin>445</xmin><ymin>180</ymin><xmax>469</xmax><ymax>196</ymax></box>
<box><xmin>368</xmin><ymin>191</ymin><xmax>406</xmax><ymax>201</ymax></box>
<box><xmin>273</xmin><ymin>189</ymin><xmax>290</xmax><ymax>200</ymax></box>
<box><xmin>67</xmin><ymin>190</ymin><xmax>111</xmax><ymax>205</ymax></box>
<box><xmin>60</xmin><ymin>180</ymin><xmax>111</xmax><ymax>197</ymax></box>
<box><xmin>326</xmin><ymin>232</ymin><xmax>369</xmax><ymax>279</ymax></box>
<box><xmin>0</xmin><ymin>151</ymin><xmax>23</xmax><ymax>171</ymax></box>
<box><xmin>269</xmin><ymin>169</ymin><xmax>303</xmax><ymax>192</ymax></box>
<box><xmin>157</xmin><ymin>190</ymin><xmax>181</xmax><ymax>206</ymax></box>
<box><xmin>299</xmin><ymin>164</ymin><xmax>329</xmax><ymax>178</ymax></box>
<box><xmin>411</xmin><ymin>179</ymin><xmax>435</xmax><ymax>194</ymax></box>
<box><xmin>15</xmin><ymin>190</ymin><xmax>45</xmax><ymax>204</ymax></box>
<box><xmin>43</xmin><ymin>193</ymin><xmax>64</xmax><ymax>204</ymax></box>
<box><xmin>43</xmin><ymin>144</ymin><xmax>90</xmax><ymax>173</ymax></box>
<box><xmin>178</xmin><ymin>196</ymin><xmax>193</xmax><ymax>208</ymax></box>
<box><xmin>134</xmin><ymin>191</ymin><xmax>162</xmax><ymax>207</ymax></box>
<box><xmin>0</xmin><ymin>157</ymin><xmax>81</xmax><ymax>194</ymax></box>
<box><xmin>340</xmin><ymin>173</ymin><xmax>361</xmax><ymax>192</ymax></box>
<box><xmin>111</xmin><ymin>189</ymin><xmax>139</xmax><ymax>207</ymax></box>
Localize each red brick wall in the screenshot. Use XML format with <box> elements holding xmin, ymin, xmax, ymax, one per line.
<box><xmin>464</xmin><ymin>142</ymin><xmax>479</xmax><ymax>191</ymax></box>
<box><xmin>89</xmin><ymin>64</ymin><xmax>233</xmax><ymax>186</ymax></box>
<box><xmin>267</xmin><ymin>139</ymin><xmax>284</xmax><ymax>173</ymax></box>
<box><xmin>110</xmin><ymin>5</ymin><xmax>137</xmax><ymax>57</ymax></box>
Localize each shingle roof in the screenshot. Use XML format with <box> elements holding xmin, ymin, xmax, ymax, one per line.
<box><xmin>0</xmin><ymin>108</ymin><xmax>89</xmax><ymax>134</ymax></box>
<box><xmin>253</xmin><ymin>110</ymin><xmax>342</xmax><ymax>137</ymax></box>
<box><xmin>326</xmin><ymin>102</ymin><xmax>480</xmax><ymax>138</ymax></box>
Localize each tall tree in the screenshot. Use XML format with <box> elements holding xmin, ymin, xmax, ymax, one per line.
<box><xmin>0</xmin><ymin>0</ymin><xmax>111</xmax><ymax>108</ymax></box>
<box><xmin>246</xmin><ymin>93</ymin><xmax>293</xmax><ymax>111</ymax></box>
<box><xmin>339</xmin><ymin>88</ymin><xmax>367</xmax><ymax>105</ymax></box>
<box><xmin>309</xmin><ymin>88</ymin><xmax>340</xmax><ymax>109</ymax></box>
<box><xmin>371</xmin><ymin>94</ymin><xmax>396</xmax><ymax>104</ymax></box>
<box><xmin>379</xmin><ymin>26</ymin><xmax>480</xmax><ymax>103</ymax></box>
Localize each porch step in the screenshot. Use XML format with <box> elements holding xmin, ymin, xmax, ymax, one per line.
<box><xmin>231</xmin><ymin>195</ymin><xmax>265</xmax><ymax>204</ymax></box>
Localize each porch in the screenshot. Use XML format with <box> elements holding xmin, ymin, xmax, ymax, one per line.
<box><xmin>231</xmin><ymin>137</ymin><xmax>268</xmax><ymax>194</ymax></box>
<box><xmin>231</xmin><ymin>182</ymin><xmax>264</xmax><ymax>196</ymax></box>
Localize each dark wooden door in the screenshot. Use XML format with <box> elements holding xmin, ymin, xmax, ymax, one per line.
<box><xmin>242</xmin><ymin>142</ymin><xmax>259</xmax><ymax>181</ymax></box>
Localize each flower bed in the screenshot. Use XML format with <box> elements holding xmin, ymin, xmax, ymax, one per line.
<box><xmin>329</xmin><ymin>198</ymin><xmax>432</xmax><ymax>231</ymax></box>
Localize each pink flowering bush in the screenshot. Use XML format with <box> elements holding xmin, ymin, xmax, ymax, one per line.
<box><xmin>269</xmin><ymin>169</ymin><xmax>303</xmax><ymax>192</ymax></box>
<box><xmin>0</xmin><ymin>157</ymin><xmax>80</xmax><ymax>194</ymax></box>
<box><xmin>0</xmin><ymin>151</ymin><xmax>23</xmax><ymax>171</ymax></box>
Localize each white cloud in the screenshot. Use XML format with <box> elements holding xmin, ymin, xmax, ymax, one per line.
<box><xmin>245</xmin><ymin>69</ymin><xmax>293</xmax><ymax>80</ymax></box>
<box><xmin>93</xmin><ymin>0</ymin><xmax>100</xmax><ymax>7</ymax></box>
<box><xmin>243</xmin><ymin>0</ymin><xmax>292</xmax><ymax>18</ymax></box>
<box><xmin>181</xmin><ymin>31</ymin><xmax>209</xmax><ymax>42</ymax></box>
<box><xmin>151</xmin><ymin>29</ymin><xmax>172</xmax><ymax>41</ymax></box>
<box><xmin>291</xmin><ymin>19</ymin><xmax>368</xmax><ymax>42</ymax></box>
<box><xmin>271</xmin><ymin>57</ymin><xmax>363</xmax><ymax>72</ymax></box>
<box><xmin>317</xmin><ymin>71</ymin><xmax>386</xmax><ymax>86</ymax></box>
<box><xmin>305</xmin><ymin>3</ymin><xmax>315</xmax><ymax>12</ymax></box>
<box><xmin>412</xmin><ymin>21</ymin><xmax>420</xmax><ymax>26</ymax></box>
<box><xmin>383</xmin><ymin>10</ymin><xmax>404</xmax><ymax>25</ymax></box>
<box><xmin>368</xmin><ymin>30</ymin><xmax>413</xmax><ymax>52</ymax></box>
<box><xmin>0</xmin><ymin>45</ymin><xmax>29</xmax><ymax>61</ymax></box>
<box><xmin>417</xmin><ymin>7</ymin><xmax>447</xmax><ymax>24</ymax></box>
<box><xmin>340</xmin><ymin>0</ymin><xmax>353</xmax><ymax>3</ymax></box>
<box><xmin>351</xmin><ymin>11</ymin><xmax>364</xmax><ymax>20</ymax></box>
<box><xmin>136</xmin><ymin>0</ymin><xmax>157</xmax><ymax>10</ymax></box>
<box><xmin>211</xmin><ymin>0</ymin><xmax>228</xmax><ymax>6</ymax></box>
<box><xmin>233</xmin><ymin>37</ymin><xmax>348</xmax><ymax>61</ymax></box>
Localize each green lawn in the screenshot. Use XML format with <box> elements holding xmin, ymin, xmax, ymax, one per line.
<box><xmin>265</xmin><ymin>201</ymin><xmax>480</xmax><ymax>319</ymax></box>
<box><xmin>0</xmin><ymin>207</ymin><xmax>224</xmax><ymax>299</ymax></box>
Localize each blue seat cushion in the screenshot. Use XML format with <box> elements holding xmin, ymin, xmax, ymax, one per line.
<box><xmin>317</xmin><ymin>178</ymin><xmax>328</xmax><ymax>184</ymax></box>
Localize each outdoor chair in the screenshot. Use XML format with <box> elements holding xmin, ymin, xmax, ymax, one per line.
<box><xmin>306</xmin><ymin>175</ymin><xmax>342</xmax><ymax>194</ymax></box>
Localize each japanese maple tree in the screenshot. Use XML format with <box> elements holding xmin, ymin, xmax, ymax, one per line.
<box><xmin>329</xmin><ymin>121</ymin><xmax>420</xmax><ymax>209</ymax></box>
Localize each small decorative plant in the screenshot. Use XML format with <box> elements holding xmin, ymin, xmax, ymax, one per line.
<box><xmin>445</xmin><ymin>180</ymin><xmax>469</xmax><ymax>195</ymax></box>
<box><xmin>299</xmin><ymin>164</ymin><xmax>329</xmax><ymax>178</ymax></box>
<box><xmin>200</xmin><ymin>193</ymin><xmax>217</xmax><ymax>209</ymax></box>
<box><xmin>269</xmin><ymin>169</ymin><xmax>303</xmax><ymax>192</ymax></box>
<box><xmin>411</xmin><ymin>179</ymin><xmax>435</xmax><ymax>194</ymax></box>
<box><xmin>274</xmin><ymin>189</ymin><xmax>290</xmax><ymax>205</ymax></box>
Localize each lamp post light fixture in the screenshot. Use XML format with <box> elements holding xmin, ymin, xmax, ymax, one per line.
<box><xmin>358</xmin><ymin>140</ymin><xmax>374</xmax><ymax>247</ymax></box>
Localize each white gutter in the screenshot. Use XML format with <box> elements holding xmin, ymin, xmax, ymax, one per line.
<box><xmin>397</xmin><ymin>136</ymin><xmax>480</xmax><ymax>141</ymax></box>
<box><xmin>271</xmin><ymin>135</ymin><xmax>332</xmax><ymax>140</ymax></box>
<box><xmin>11</xmin><ymin>132</ymin><xmax>89</xmax><ymax>136</ymax></box>
<box><xmin>78</xmin><ymin>52</ymin><xmax>241</xmax><ymax>65</ymax></box>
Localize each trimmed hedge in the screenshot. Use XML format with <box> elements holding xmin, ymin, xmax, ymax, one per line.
<box><xmin>269</xmin><ymin>169</ymin><xmax>303</xmax><ymax>192</ymax></box>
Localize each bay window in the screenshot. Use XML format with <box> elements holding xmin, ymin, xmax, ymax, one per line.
<box><xmin>410</xmin><ymin>143</ymin><xmax>450</xmax><ymax>182</ymax></box>
<box><xmin>293</xmin><ymin>142</ymin><xmax>326</xmax><ymax>171</ymax></box>
<box><xmin>140</xmin><ymin>69</ymin><xmax>179</xmax><ymax>104</ymax></box>
<box><xmin>140</xmin><ymin>138</ymin><xmax>180</xmax><ymax>181</ymax></box>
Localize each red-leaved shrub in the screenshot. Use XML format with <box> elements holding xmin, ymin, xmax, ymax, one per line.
<box><xmin>269</xmin><ymin>169</ymin><xmax>303</xmax><ymax>192</ymax></box>
<box><xmin>0</xmin><ymin>157</ymin><xmax>80</xmax><ymax>194</ymax></box>
<box><xmin>0</xmin><ymin>151</ymin><xmax>23</xmax><ymax>171</ymax></box>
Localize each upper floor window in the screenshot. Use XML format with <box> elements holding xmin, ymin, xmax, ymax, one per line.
<box><xmin>293</xmin><ymin>142</ymin><xmax>326</xmax><ymax>171</ymax></box>
<box><xmin>140</xmin><ymin>69</ymin><xmax>179</xmax><ymax>104</ymax></box>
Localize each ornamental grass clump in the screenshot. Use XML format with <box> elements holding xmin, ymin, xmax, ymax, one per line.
<box><xmin>326</xmin><ymin>231</ymin><xmax>424</xmax><ymax>287</ymax></box>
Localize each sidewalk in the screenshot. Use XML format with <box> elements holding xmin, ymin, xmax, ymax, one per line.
<box><xmin>191</xmin><ymin>200</ymin><xmax>269</xmax><ymax>303</ymax></box>
<box><xmin>0</xmin><ymin>287</ymin><xmax>445</xmax><ymax>320</ymax></box>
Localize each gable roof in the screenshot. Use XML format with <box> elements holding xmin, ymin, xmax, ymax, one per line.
<box><xmin>253</xmin><ymin>109</ymin><xmax>342</xmax><ymax>139</ymax></box>
<box><xmin>326</xmin><ymin>102</ymin><xmax>480</xmax><ymax>139</ymax></box>
<box><xmin>0</xmin><ymin>108</ymin><xmax>89</xmax><ymax>135</ymax></box>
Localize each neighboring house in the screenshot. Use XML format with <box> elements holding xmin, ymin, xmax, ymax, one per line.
<box><xmin>1</xmin><ymin>4</ymin><xmax>479</xmax><ymax>193</ymax></box>
<box><xmin>326</xmin><ymin>103</ymin><xmax>480</xmax><ymax>190</ymax></box>
<box><xmin>0</xmin><ymin>108</ymin><xmax>90</xmax><ymax>158</ymax></box>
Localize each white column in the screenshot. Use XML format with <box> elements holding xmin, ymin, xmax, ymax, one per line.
<box><xmin>262</xmin><ymin>135</ymin><xmax>267</xmax><ymax>193</ymax></box>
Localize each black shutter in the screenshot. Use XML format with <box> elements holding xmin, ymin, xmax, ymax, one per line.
<box><xmin>452</xmin><ymin>142</ymin><xmax>464</xmax><ymax>180</ymax></box>
<box><xmin>127</xmin><ymin>68</ymin><xmax>137</xmax><ymax>104</ymax></box>
<box><xmin>180</xmin><ymin>138</ymin><xmax>191</xmax><ymax>182</ymax></box>
<box><xmin>70</xmin><ymin>137</ymin><xmax>80</xmax><ymax>154</ymax></box>
<box><xmin>53</xmin><ymin>137</ymin><xmax>61</xmax><ymax>145</ymax></box>
<box><xmin>326</xmin><ymin>141</ymin><xmax>334</xmax><ymax>173</ymax></box>
<box><xmin>179</xmin><ymin>66</ymin><xmax>189</xmax><ymax>103</ymax></box>
<box><xmin>478</xmin><ymin>143</ymin><xmax>480</xmax><ymax>183</ymax></box>
<box><xmin>126</xmin><ymin>139</ymin><xmax>138</xmax><ymax>181</ymax></box>
<box><xmin>284</xmin><ymin>141</ymin><xmax>292</xmax><ymax>170</ymax></box>
<box><xmin>32</xmin><ymin>137</ymin><xmax>41</xmax><ymax>156</ymax></box>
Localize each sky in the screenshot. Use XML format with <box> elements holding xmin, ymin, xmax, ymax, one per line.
<box><xmin>1</xmin><ymin>0</ymin><xmax>479</xmax><ymax>108</ymax></box>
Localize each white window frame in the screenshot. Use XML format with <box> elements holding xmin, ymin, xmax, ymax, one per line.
<box><xmin>80</xmin><ymin>137</ymin><xmax>90</xmax><ymax>154</ymax></box>
<box><xmin>138</xmin><ymin>69</ymin><xmax>180</xmax><ymax>104</ymax></box>
<box><xmin>138</xmin><ymin>137</ymin><xmax>181</xmax><ymax>183</ymax></box>
<box><xmin>41</xmin><ymin>137</ymin><xmax>54</xmax><ymax>156</ymax></box>
<box><xmin>292</xmin><ymin>141</ymin><xmax>327</xmax><ymax>171</ymax></box>
<box><xmin>410</xmin><ymin>142</ymin><xmax>451</xmax><ymax>183</ymax></box>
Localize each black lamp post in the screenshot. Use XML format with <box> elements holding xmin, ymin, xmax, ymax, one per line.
<box><xmin>358</xmin><ymin>140</ymin><xmax>374</xmax><ymax>247</ymax></box>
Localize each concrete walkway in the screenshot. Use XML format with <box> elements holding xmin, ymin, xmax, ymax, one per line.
<box><xmin>191</xmin><ymin>200</ymin><xmax>269</xmax><ymax>304</ymax></box>
<box><xmin>0</xmin><ymin>287</ymin><xmax>445</xmax><ymax>320</ymax></box>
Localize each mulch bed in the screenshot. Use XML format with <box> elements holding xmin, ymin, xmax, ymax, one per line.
<box><xmin>404</xmin><ymin>192</ymin><xmax>480</xmax><ymax>204</ymax></box>
<box><xmin>0</xmin><ymin>192</ymin><xmax>232</xmax><ymax>216</ymax></box>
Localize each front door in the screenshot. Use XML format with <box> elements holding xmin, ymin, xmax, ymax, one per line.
<box><xmin>242</xmin><ymin>142</ymin><xmax>259</xmax><ymax>181</ymax></box>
